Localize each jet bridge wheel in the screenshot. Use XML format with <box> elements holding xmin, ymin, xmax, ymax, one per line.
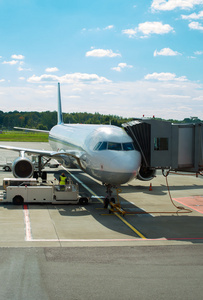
<box><xmin>13</xmin><ymin>195</ymin><xmax>24</xmax><ymax>205</ymax></box>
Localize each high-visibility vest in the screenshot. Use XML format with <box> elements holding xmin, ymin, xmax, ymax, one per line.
<box><xmin>59</xmin><ymin>175</ymin><xmax>67</xmax><ymax>185</ymax></box>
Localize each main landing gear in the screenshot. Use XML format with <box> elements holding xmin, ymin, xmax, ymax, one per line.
<box><xmin>33</xmin><ymin>156</ymin><xmax>51</xmax><ymax>182</ymax></box>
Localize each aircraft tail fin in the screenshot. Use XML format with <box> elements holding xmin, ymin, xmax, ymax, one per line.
<box><xmin>57</xmin><ymin>82</ymin><xmax>64</xmax><ymax>125</ymax></box>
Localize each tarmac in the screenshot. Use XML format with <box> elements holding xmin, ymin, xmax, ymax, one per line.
<box><xmin>0</xmin><ymin>142</ymin><xmax>202</xmax><ymax>247</ymax></box>
<box><xmin>0</xmin><ymin>142</ymin><xmax>202</xmax><ymax>299</ymax></box>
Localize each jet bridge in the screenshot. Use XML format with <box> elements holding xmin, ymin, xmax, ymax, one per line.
<box><xmin>122</xmin><ymin>119</ymin><xmax>203</xmax><ymax>175</ymax></box>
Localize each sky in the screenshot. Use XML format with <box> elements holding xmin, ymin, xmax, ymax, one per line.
<box><xmin>0</xmin><ymin>0</ymin><xmax>203</xmax><ymax>120</ymax></box>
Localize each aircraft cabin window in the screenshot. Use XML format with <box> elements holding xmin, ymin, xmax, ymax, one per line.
<box><xmin>123</xmin><ymin>142</ymin><xmax>134</xmax><ymax>151</ymax></box>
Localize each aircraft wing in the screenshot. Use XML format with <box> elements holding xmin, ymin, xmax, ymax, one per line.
<box><xmin>0</xmin><ymin>144</ymin><xmax>85</xmax><ymax>170</ymax></box>
<box><xmin>0</xmin><ymin>144</ymin><xmax>82</xmax><ymax>158</ymax></box>
<box><xmin>14</xmin><ymin>127</ymin><xmax>49</xmax><ymax>134</ymax></box>
<box><xmin>0</xmin><ymin>144</ymin><xmax>54</xmax><ymax>156</ymax></box>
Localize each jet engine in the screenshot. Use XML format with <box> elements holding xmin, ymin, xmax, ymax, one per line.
<box><xmin>137</xmin><ymin>166</ymin><xmax>156</xmax><ymax>181</ymax></box>
<box><xmin>12</xmin><ymin>157</ymin><xmax>34</xmax><ymax>178</ymax></box>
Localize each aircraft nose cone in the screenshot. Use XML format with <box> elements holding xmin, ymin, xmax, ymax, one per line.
<box><xmin>112</xmin><ymin>150</ymin><xmax>141</xmax><ymax>172</ymax></box>
<box><xmin>106</xmin><ymin>150</ymin><xmax>141</xmax><ymax>184</ymax></box>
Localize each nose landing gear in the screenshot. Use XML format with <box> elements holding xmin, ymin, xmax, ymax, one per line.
<box><xmin>103</xmin><ymin>184</ymin><xmax>126</xmax><ymax>215</ymax></box>
<box><xmin>103</xmin><ymin>184</ymin><xmax>114</xmax><ymax>209</ymax></box>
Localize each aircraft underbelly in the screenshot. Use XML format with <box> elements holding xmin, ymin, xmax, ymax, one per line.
<box><xmin>85</xmin><ymin>166</ymin><xmax>135</xmax><ymax>185</ymax></box>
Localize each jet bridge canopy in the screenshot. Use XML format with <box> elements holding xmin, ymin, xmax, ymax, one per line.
<box><xmin>122</xmin><ymin>119</ymin><xmax>203</xmax><ymax>173</ymax></box>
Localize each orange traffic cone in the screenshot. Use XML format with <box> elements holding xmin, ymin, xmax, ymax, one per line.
<box><xmin>149</xmin><ymin>183</ymin><xmax>152</xmax><ymax>191</ymax></box>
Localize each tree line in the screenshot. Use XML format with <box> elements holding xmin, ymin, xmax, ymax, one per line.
<box><xmin>0</xmin><ymin>110</ymin><xmax>202</xmax><ymax>131</ymax></box>
<box><xmin>0</xmin><ymin>111</ymin><xmax>132</xmax><ymax>130</ymax></box>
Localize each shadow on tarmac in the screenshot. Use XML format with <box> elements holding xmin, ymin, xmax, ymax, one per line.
<box><xmin>122</xmin><ymin>183</ymin><xmax>203</xmax><ymax>195</ymax></box>
<box><xmin>1</xmin><ymin>169</ymin><xmax>202</xmax><ymax>244</ymax></box>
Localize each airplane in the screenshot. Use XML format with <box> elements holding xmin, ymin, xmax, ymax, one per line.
<box><xmin>0</xmin><ymin>83</ymin><xmax>153</xmax><ymax>198</ymax></box>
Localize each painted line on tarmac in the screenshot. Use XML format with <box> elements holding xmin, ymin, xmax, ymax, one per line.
<box><xmin>23</xmin><ymin>204</ymin><xmax>32</xmax><ymax>241</ymax></box>
<box><xmin>114</xmin><ymin>212</ymin><xmax>146</xmax><ymax>239</ymax></box>
<box><xmin>23</xmin><ymin>204</ymin><xmax>203</xmax><ymax>243</ymax></box>
<box><xmin>27</xmin><ymin>237</ymin><xmax>203</xmax><ymax>242</ymax></box>
<box><xmin>64</xmin><ymin>167</ymin><xmax>147</xmax><ymax>239</ymax></box>
<box><xmin>22</xmin><ymin>167</ymin><xmax>147</xmax><ymax>241</ymax></box>
<box><xmin>64</xmin><ymin>168</ymin><xmax>103</xmax><ymax>204</ymax></box>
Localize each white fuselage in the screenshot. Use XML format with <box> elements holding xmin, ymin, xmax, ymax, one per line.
<box><xmin>49</xmin><ymin>123</ymin><xmax>141</xmax><ymax>185</ymax></box>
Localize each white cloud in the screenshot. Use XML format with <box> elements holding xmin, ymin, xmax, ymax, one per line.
<box><xmin>104</xmin><ymin>25</ymin><xmax>114</xmax><ymax>30</ymax></box>
<box><xmin>18</xmin><ymin>66</ymin><xmax>32</xmax><ymax>71</ymax></box>
<box><xmin>67</xmin><ymin>95</ymin><xmax>81</xmax><ymax>99</ymax></box>
<box><xmin>138</xmin><ymin>22</ymin><xmax>174</xmax><ymax>35</ymax></box>
<box><xmin>122</xmin><ymin>22</ymin><xmax>174</xmax><ymax>38</ymax></box>
<box><xmin>86</xmin><ymin>48</ymin><xmax>121</xmax><ymax>57</ymax></box>
<box><xmin>122</xmin><ymin>28</ymin><xmax>137</xmax><ymax>38</ymax></box>
<box><xmin>82</xmin><ymin>25</ymin><xmax>114</xmax><ymax>33</ymax></box>
<box><xmin>111</xmin><ymin>62</ymin><xmax>133</xmax><ymax>72</ymax></box>
<box><xmin>111</xmin><ymin>67</ymin><xmax>121</xmax><ymax>72</ymax></box>
<box><xmin>192</xmin><ymin>95</ymin><xmax>203</xmax><ymax>101</ymax></box>
<box><xmin>2</xmin><ymin>56</ymin><xmax>25</xmax><ymax>67</ymax></box>
<box><xmin>27</xmin><ymin>72</ymin><xmax>111</xmax><ymax>84</ymax></box>
<box><xmin>19</xmin><ymin>77</ymin><xmax>25</xmax><ymax>80</ymax></box>
<box><xmin>45</xmin><ymin>67</ymin><xmax>59</xmax><ymax>73</ymax></box>
<box><xmin>194</xmin><ymin>50</ymin><xmax>203</xmax><ymax>54</ymax></box>
<box><xmin>159</xmin><ymin>94</ymin><xmax>190</xmax><ymax>99</ymax></box>
<box><xmin>11</xmin><ymin>54</ymin><xmax>24</xmax><ymax>60</ymax></box>
<box><xmin>145</xmin><ymin>72</ymin><xmax>188</xmax><ymax>81</ymax></box>
<box><xmin>0</xmin><ymin>79</ymin><xmax>5</xmax><ymax>82</ymax></box>
<box><xmin>0</xmin><ymin>80</ymin><xmax>202</xmax><ymax>120</ymax></box>
<box><xmin>189</xmin><ymin>21</ymin><xmax>203</xmax><ymax>30</ymax></box>
<box><xmin>181</xmin><ymin>10</ymin><xmax>203</xmax><ymax>19</ymax></box>
<box><xmin>151</xmin><ymin>0</ymin><xmax>203</xmax><ymax>11</ymax></box>
<box><xmin>2</xmin><ymin>60</ymin><xmax>18</xmax><ymax>65</ymax></box>
<box><xmin>154</xmin><ymin>48</ymin><xmax>181</xmax><ymax>56</ymax></box>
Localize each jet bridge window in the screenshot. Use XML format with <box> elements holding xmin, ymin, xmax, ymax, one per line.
<box><xmin>154</xmin><ymin>138</ymin><xmax>169</xmax><ymax>151</ymax></box>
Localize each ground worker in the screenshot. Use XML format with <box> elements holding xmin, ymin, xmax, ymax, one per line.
<box><xmin>59</xmin><ymin>172</ymin><xmax>67</xmax><ymax>187</ymax></box>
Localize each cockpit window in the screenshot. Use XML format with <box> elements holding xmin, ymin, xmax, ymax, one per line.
<box><xmin>108</xmin><ymin>142</ymin><xmax>122</xmax><ymax>151</ymax></box>
<box><xmin>123</xmin><ymin>142</ymin><xmax>134</xmax><ymax>151</ymax></box>
<box><xmin>94</xmin><ymin>141</ymin><xmax>134</xmax><ymax>151</ymax></box>
<box><xmin>94</xmin><ymin>142</ymin><xmax>107</xmax><ymax>150</ymax></box>
<box><xmin>94</xmin><ymin>142</ymin><xmax>103</xmax><ymax>151</ymax></box>
<box><xmin>98</xmin><ymin>142</ymin><xmax>107</xmax><ymax>150</ymax></box>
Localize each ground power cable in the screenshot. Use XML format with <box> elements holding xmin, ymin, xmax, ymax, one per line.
<box><xmin>163</xmin><ymin>170</ymin><xmax>192</xmax><ymax>214</ymax></box>
<box><xmin>116</xmin><ymin>171</ymin><xmax>193</xmax><ymax>216</ymax></box>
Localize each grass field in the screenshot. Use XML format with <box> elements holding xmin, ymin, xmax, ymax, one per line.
<box><xmin>0</xmin><ymin>131</ymin><xmax>48</xmax><ymax>142</ymax></box>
